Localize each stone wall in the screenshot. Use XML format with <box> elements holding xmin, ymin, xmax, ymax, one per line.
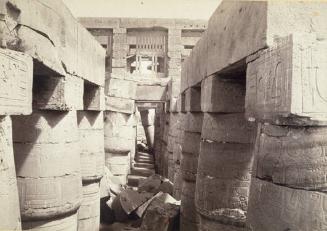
<box><xmin>0</xmin><ymin>0</ymin><xmax>105</xmax><ymax>230</ymax></box>
<box><xmin>158</xmin><ymin>1</ymin><xmax>327</xmax><ymax>230</ymax></box>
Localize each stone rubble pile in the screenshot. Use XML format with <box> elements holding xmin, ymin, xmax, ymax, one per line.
<box><xmin>100</xmin><ymin>174</ymin><xmax>180</xmax><ymax>231</ymax></box>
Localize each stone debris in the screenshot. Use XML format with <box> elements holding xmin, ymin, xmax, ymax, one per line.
<box><xmin>140</xmin><ymin>193</ymin><xmax>180</xmax><ymax>231</ymax></box>
<box><xmin>100</xmin><ymin>174</ymin><xmax>180</xmax><ymax>229</ymax></box>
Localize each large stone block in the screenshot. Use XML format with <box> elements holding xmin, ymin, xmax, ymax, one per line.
<box><xmin>184</xmin><ymin>112</ymin><xmax>203</xmax><ymax>133</ymax></box>
<box><xmin>188</xmin><ymin>32</ymin><xmax>207</xmax><ymax>88</ymax></box>
<box><xmin>84</xmin><ymin>83</ymin><xmax>105</xmax><ymax>111</ymax></box>
<box><xmin>201</xmin><ymin>75</ymin><xmax>245</xmax><ymax>113</ymax></box>
<box><xmin>247</xmin><ymin>178</ymin><xmax>327</xmax><ymax>231</ymax></box>
<box><xmin>185</xmin><ymin>87</ymin><xmax>201</xmax><ymax>112</ymax></box>
<box><xmin>33</xmin><ymin>74</ymin><xmax>84</xmax><ymax>110</ymax></box>
<box><xmin>246</xmin><ymin>34</ymin><xmax>327</xmax><ymax>125</ymax></box>
<box><xmin>206</xmin><ymin>1</ymin><xmax>327</xmax><ymax>76</ymax></box>
<box><xmin>136</xmin><ymin>81</ymin><xmax>168</xmax><ymax>101</ymax></box>
<box><xmin>2</xmin><ymin>0</ymin><xmax>105</xmax><ymax>84</ymax></box>
<box><xmin>201</xmin><ymin>113</ymin><xmax>256</xmax><ymax>144</ymax></box>
<box><xmin>107</xmin><ymin>77</ymin><xmax>137</xmax><ymax>99</ymax></box>
<box><xmin>0</xmin><ymin>48</ymin><xmax>33</xmax><ymax>115</ymax></box>
<box><xmin>182</xmin><ymin>132</ymin><xmax>201</xmax><ymax>155</ymax></box>
<box><xmin>105</xmin><ymin>96</ymin><xmax>135</xmax><ymax>114</ymax></box>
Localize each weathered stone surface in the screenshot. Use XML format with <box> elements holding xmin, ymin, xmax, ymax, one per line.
<box><xmin>100</xmin><ymin>166</ymin><xmax>112</xmax><ymax>199</ymax></box>
<box><xmin>173</xmin><ymin>167</ymin><xmax>182</xmax><ymax>200</ymax></box>
<box><xmin>33</xmin><ymin>74</ymin><xmax>84</xmax><ymax>110</ymax></box>
<box><xmin>84</xmin><ymin>83</ymin><xmax>105</xmax><ymax>111</ymax></box>
<box><xmin>200</xmin><ymin>215</ymin><xmax>248</xmax><ymax>231</ymax></box>
<box><xmin>254</xmin><ymin>123</ymin><xmax>327</xmax><ymax>191</ymax></box>
<box><xmin>77</xmin><ymin>111</ymin><xmax>104</xmax><ymax>182</ymax></box>
<box><xmin>107</xmin><ymin>77</ymin><xmax>137</xmax><ymax>99</ymax></box>
<box><xmin>22</xmin><ymin>213</ymin><xmax>78</xmax><ymax>231</ymax></box>
<box><xmin>181</xmin><ymin>150</ymin><xmax>199</xmax><ymax>182</ymax></box>
<box><xmin>158</xmin><ymin>179</ymin><xmax>174</xmax><ymax>196</ymax></box>
<box><xmin>180</xmin><ymin>181</ymin><xmax>200</xmax><ymax>231</ymax></box>
<box><xmin>138</xmin><ymin>174</ymin><xmax>162</xmax><ymax>193</ymax></box>
<box><xmin>12</xmin><ymin>111</ymin><xmax>82</xmax><ymax>220</ymax></box>
<box><xmin>201</xmin><ymin>75</ymin><xmax>245</xmax><ymax>113</ymax></box>
<box><xmin>247</xmin><ymin>178</ymin><xmax>327</xmax><ymax>231</ymax></box>
<box><xmin>111</xmin><ymin>195</ymin><xmax>129</xmax><ymax>222</ymax></box>
<box><xmin>105</xmin><ymin>152</ymin><xmax>130</xmax><ymax>175</ymax></box>
<box><xmin>78</xmin><ymin>182</ymin><xmax>100</xmax><ymax>231</ymax></box>
<box><xmin>135</xmin><ymin>192</ymin><xmax>163</xmax><ymax>218</ymax></box>
<box><xmin>167</xmin><ymin>79</ymin><xmax>181</xmax><ymax>100</ymax></box>
<box><xmin>119</xmin><ymin>189</ymin><xmax>154</xmax><ymax>215</ymax></box>
<box><xmin>104</xmin><ymin>111</ymin><xmax>136</xmax><ymax>154</ymax></box>
<box><xmin>105</xmin><ymin>96</ymin><xmax>135</xmax><ymax>114</ymax></box>
<box><xmin>187</xmin><ymin>31</ymin><xmax>207</xmax><ymax>88</ymax></box>
<box><xmin>195</xmin><ymin>140</ymin><xmax>253</xmax><ymax>227</ymax></box>
<box><xmin>246</xmin><ymin>34</ymin><xmax>327</xmax><ymax>125</ymax></box>
<box><xmin>0</xmin><ymin>116</ymin><xmax>22</xmax><ymax>230</ymax></box>
<box><xmin>0</xmin><ymin>48</ymin><xmax>33</xmax><ymax>115</ymax></box>
<box><xmin>206</xmin><ymin>1</ymin><xmax>327</xmax><ymax>76</ymax></box>
<box><xmin>2</xmin><ymin>0</ymin><xmax>105</xmax><ymax>84</ymax></box>
<box><xmin>136</xmin><ymin>80</ymin><xmax>168</xmax><ymax>101</ymax></box>
<box><xmin>185</xmin><ymin>87</ymin><xmax>201</xmax><ymax>112</ymax></box>
<box><xmin>183</xmin><ymin>112</ymin><xmax>203</xmax><ymax>133</ymax></box>
<box><xmin>206</xmin><ymin>1</ymin><xmax>267</xmax><ymax>76</ymax></box>
<box><xmin>201</xmin><ymin>113</ymin><xmax>256</xmax><ymax>144</ymax></box>
<box><xmin>182</xmin><ymin>131</ymin><xmax>201</xmax><ymax>155</ymax></box>
<box><xmin>140</xmin><ymin>193</ymin><xmax>180</xmax><ymax>231</ymax></box>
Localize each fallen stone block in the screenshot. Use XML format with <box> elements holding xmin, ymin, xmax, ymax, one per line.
<box><xmin>140</xmin><ymin>193</ymin><xmax>180</xmax><ymax>231</ymax></box>
<box><xmin>111</xmin><ymin>195</ymin><xmax>129</xmax><ymax>222</ymax></box>
<box><xmin>135</xmin><ymin>192</ymin><xmax>164</xmax><ymax>218</ymax></box>
<box><xmin>119</xmin><ymin>189</ymin><xmax>154</xmax><ymax>215</ymax></box>
<box><xmin>159</xmin><ymin>179</ymin><xmax>174</xmax><ymax>196</ymax></box>
<box><xmin>138</xmin><ymin>174</ymin><xmax>163</xmax><ymax>193</ymax></box>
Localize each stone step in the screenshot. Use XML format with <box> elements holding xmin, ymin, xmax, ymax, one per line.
<box><xmin>127</xmin><ymin>175</ymin><xmax>147</xmax><ymax>187</ymax></box>
<box><xmin>131</xmin><ymin>167</ymin><xmax>155</xmax><ymax>177</ymax></box>
<box><xmin>133</xmin><ymin>162</ymin><xmax>155</xmax><ymax>169</ymax></box>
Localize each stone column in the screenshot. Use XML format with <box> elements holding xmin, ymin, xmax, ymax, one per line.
<box><xmin>0</xmin><ymin>48</ymin><xmax>32</xmax><ymax>231</ymax></box>
<box><xmin>13</xmin><ymin>111</ymin><xmax>82</xmax><ymax>230</ymax></box>
<box><xmin>246</xmin><ymin>35</ymin><xmax>327</xmax><ymax>231</ymax></box>
<box><xmin>140</xmin><ymin>109</ymin><xmax>156</xmax><ymax>152</ymax></box>
<box><xmin>77</xmin><ymin>111</ymin><xmax>104</xmax><ymax>231</ymax></box>
<box><xmin>180</xmin><ymin>86</ymin><xmax>203</xmax><ymax>231</ymax></box>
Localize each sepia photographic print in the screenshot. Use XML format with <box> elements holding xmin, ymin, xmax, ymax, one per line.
<box><xmin>1</xmin><ymin>0</ymin><xmax>327</xmax><ymax>230</ymax></box>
